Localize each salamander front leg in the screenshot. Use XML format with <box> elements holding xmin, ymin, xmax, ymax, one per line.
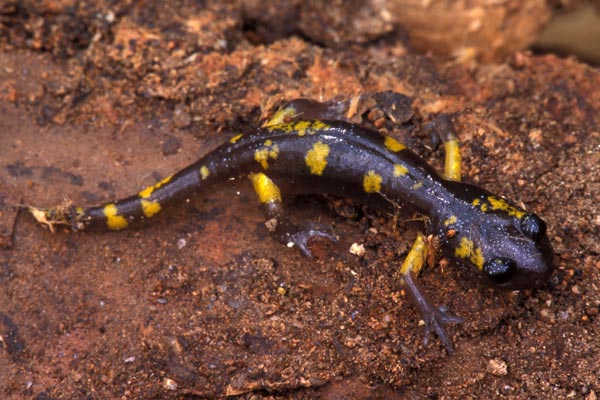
<box><xmin>249</xmin><ymin>172</ymin><xmax>337</xmax><ymax>258</ymax></box>
<box><xmin>399</xmin><ymin>232</ymin><xmax>463</xmax><ymax>353</ymax></box>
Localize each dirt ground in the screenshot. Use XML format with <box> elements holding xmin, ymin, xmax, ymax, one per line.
<box><xmin>0</xmin><ymin>2</ymin><xmax>599</xmax><ymax>399</ymax></box>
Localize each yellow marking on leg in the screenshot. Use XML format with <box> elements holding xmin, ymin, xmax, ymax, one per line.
<box><xmin>263</xmin><ymin>107</ymin><xmax>299</xmax><ymax>127</ymax></box>
<box><xmin>454</xmin><ymin>237</ymin><xmax>484</xmax><ymax>270</ymax></box>
<box><xmin>305</xmin><ymin>141</ymin><xmax>330</xmax><ymax>175</ymax></box>
<box><xmin>141</xmin><ymin>199</ymin><xmax>161</xmax><ymax>218</ymax></box>
<box><xmin>472</xmin><ymin>247</ymin><xmax>484</xmax><ymax>270</ymax></box>
<box><xmin>254</xmin><ymin>141</ymin><xmax>280</xmax><ymax>170</ymax></box>
<box><xmin>139</xmin><ymin>175</ymin><xmax>173</xmax><ymax>198</ymax></box>
<box><xmin>393</xmin><ymin>164</ymin><xmax>409</xmax><ymax>177</ymax></box>
<box><xmin>400</xmin><ymin>232</ymin><xmax>427</xmax><ymax>276</ymax></box>
<box><xmin>199</xmin><ymin>165</ymin><xmax>210</xmax><ymax>180</ymax></box>
<box><xmin>384</xmin><ymin>136</ymin><xmax>406</xmax><ymax>152</ymax></box>
<box><xmin>103</xmin><ymin>204</ymin><xmax>129</xmax><ymax>230</ymax></box>
<box><xmin>229</xmin><ymin>133</ymin><xmax>243</xmax><ymax>143</ymax></box>
<box><xmin>487</xmin><ymin>196</ymin><xmax>526</xmax><ymax>219</ymax></box>
<box><xmin>249</xmin><ymin>172</ymin><xmax>282</xmax><ymax>203</ymax></box>
<box><xmin>363</xmin><ymin>170</ymin><xmax>382</xmax><ymax>193</ymax></box>
<box><xmin>443</xmin><ymin>139</ymin><xmax>462</xmax><ymax>182</ymax></box>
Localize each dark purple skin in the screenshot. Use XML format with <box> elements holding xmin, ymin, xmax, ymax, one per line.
<box><xmin>44</xmin><ymin>115</ymin><xmax>554</xmax><ymax>353</ymax></box>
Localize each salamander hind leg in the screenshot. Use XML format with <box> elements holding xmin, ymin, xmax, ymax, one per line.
<box><xmin>248</xmin><ymin>172</ymin><xmax>337</xmax><ymax>258</ymax></box>
<box><xmin>399</xmin><ymin>232</ymin><xmax>463</xmax><ymax>353</ymax></box>
<box><xmin>425</xmin><ymin>115</ymin><xmax>462</xmax><ymax>182</ymax></box>
<box><xmin>263</xmin><ymin>98</ymin><xmax>350</xmax><ymax>127</ymax></box>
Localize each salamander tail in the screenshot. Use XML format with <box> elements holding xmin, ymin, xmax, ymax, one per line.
<box><xmin>28</xmin><ymin>201</ymin><xmax>84</xmax><ymax>233</ymax></box>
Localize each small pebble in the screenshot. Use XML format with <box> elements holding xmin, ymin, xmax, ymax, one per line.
<box><xmin>163</xmin><ymin>378</ymin><xmax>177</xmax><ymax>391</ymax></box>
<box><xmin>486</xmin><ymin>358</ymin><xmax>508</xmax><ymax>376</ymax></box>
<box><xmin>162</xmin><ymin>135</ymin><xmax>182</xmax><ymax>156</ymax></box>
<box><xmin>539</xmin><ymin>308</ymin><xmax>556</xmax><ymax>323</ymax></box>
<box><xmin>349</xmin><ymin>243</ymin><xmax>365</xmax><ymax>256</ymax></box>
<box><xmin>172</xmin><ymin>104</ymin><xmax>191</xmax><ymax>129</ymax></box>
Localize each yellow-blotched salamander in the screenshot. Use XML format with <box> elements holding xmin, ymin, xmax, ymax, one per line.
<box><xmin>30</xmin><ymin>98</ymin><xmax>554</xmax><ymax>353</ymax></box>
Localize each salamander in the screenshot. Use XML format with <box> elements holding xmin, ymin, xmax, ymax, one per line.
<box><xmin>30</xmin><ymin>98</ymin><xmax>554</xmax><ymax>353</ymax></box>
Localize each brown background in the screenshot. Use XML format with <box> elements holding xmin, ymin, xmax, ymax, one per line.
<box><xmin>0</xmin><ymin>1</ymin><xmax>599</xmax><ymax>399</ymax></box>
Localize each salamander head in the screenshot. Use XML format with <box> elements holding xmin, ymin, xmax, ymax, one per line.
<box><xmin>440</xmin><ymin>185</ymin><xmax>554</xmax><ymax>290</ymax></box>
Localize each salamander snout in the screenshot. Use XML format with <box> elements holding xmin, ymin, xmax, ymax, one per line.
<box><xmin>479</xmin><ymin>212</ymin><xmax>554</xmax><ymax>290</ymax></box>
<box><xmin>487</xmin><ymin>228</ymin><xmax>554</xmax><ymax>290</ymax></box>
<box><xmin>482</xmin><ymin>214</ymin><xmax>554</xmax><ymax>289</ymax></box>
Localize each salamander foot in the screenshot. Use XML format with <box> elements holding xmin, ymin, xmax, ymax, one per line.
<box><xmin>402</xmin><ymin>270</ymin><xmax>463</xmax><ymax>354</ymax></box>
<box><xmin>286</xmin><ymin>224</ymin><xmax>338</xmax><ymax>258</ymax></box>
<box><xmin>421</xmin><ymin>305</ymin><xmax>464</xmax><ymax>354</ymax></box>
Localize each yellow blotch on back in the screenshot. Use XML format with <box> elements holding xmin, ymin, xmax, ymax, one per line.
<box><xmin>384</xmin><ymin>136</ymin><xmax>406</xmax><ymax>152</ymax></box>
<box><xmin>444</xmin><ymin>215</ymin><xmax>457</xmax><ymax>226</ymax></box>
<box><xmin>472</xmin><ymin>198</ymin><xmax>488</xmax><ymax>212</ymax></box>
<box><xmin>103</xmin><ymin>203</ymin><xmax>128</xmax><ymax>230</ymax></box>
<box><xmin>310</xmin><ymin>120</ymin><xmax>330</xmax><ymax>131</ymax></box>
<box><xmin>270</xmin><ymin>122</ymin><xmax>294</xmax><ymax>133</ymax></box>
<box><xmin>266</xmin><ymin>120</ymin><xmax>331</xmax><ymax>135</ymax></box>
<box><xmin>487</xmin><ymin>196</ymin><xmax>526</xmax><ymax>218</ymax></box>
<box><xmin>141</xmin><ymin>199</ymin><xmax>161</xmax><ymax>218</ymax></box>
<box><xmin>229</xmin><ymin>133</ymin><xmax>243</xmax><ymax>144</ymax></box>
<box><xmin>393</xmin><ymin>163</ymin><xmax>408</xmax><ymax>177</ymax></box>
<box><xmin>138</xmin><ymin>185</ymin><xmax>154</xmax><ymax>199</ymax></box>
<box><xmin>254</xmin><ymin>140</ymin><xmax>280</xmax><ymax>169</ymax></box>
<box><xmin>249</xmin><ymin>172</ymin><xmax>282</xmax><ymax>203</ymax></box>
<box><xmin>363</xmin><ymin>170</ymin><xmax>382</xmax><ymax>193</ymax></box>
<box><xmin>305</xmin><ymin>141</ymin><xmax>330</xmax><ymax>175</ymax></box>
<box><xmin>139</xmin><ymin>175</ymin><xmax>173</xmax><ymax>199</ymax></box>
<box><xmin>292</xmin><ymin>121</ymin><xmax>311</xmax><ymax>136</ymax></box>
<box><xmin>292</xmin><ymin>120</ymin><xmax>331</xmax><ymax>136</ymax></box>
<box><xmin>199</xmin><ymin>165</ymin><xmax>210</xmax><ymax>180</ymax></box>
<box><xmin>411</xmin><ymin>181</ymin><xmax>423</xmax><ymax>190</ymax></box>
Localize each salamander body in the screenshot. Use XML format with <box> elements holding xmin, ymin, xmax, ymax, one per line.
<box><xmin>31</xmin><ymin>99</ymin><xmax>554</xmax><ymax>352</ymax></box>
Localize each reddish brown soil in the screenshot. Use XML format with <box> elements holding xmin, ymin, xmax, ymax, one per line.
<box><xmin>0</xmin><ymin>2</ymin><xmax>598</xmax><ymax>399</ymax></box>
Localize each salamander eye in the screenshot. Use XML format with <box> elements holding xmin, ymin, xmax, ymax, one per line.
<box><xmin>484</xmin><ymin>258</ymin><xmax>516</xmax><ymax>284</ymax></box>
<box><xmin>520</xmin><ymin>214</ymin><xmax>546</xmax><ymax>240</ymax></box>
